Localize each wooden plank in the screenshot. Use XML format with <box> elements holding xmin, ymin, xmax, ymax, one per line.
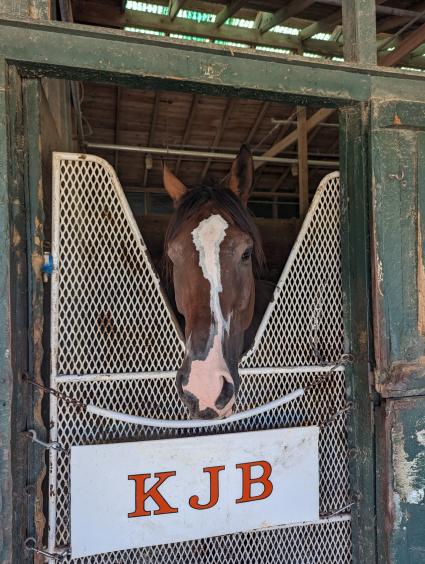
<box><xmin>339</xmin><ymin>103</ymin><xmax>377</xmax><ymax>564</ymax></box>
<box><xmin>297</xmin><ymin>106</ymin><xmax>308</xmax><ymax>219</ymax></box>
<box><xmin>244</xmin><ymin>101</ymin><xmax>269</xmax><ymax>145</ymax></box>
<box><xmin>0</xmin><ymin>18</ymin><xmax>402</xmax><ymax>106</ymax></box>
<box><xmin>254</xmin><ymin>108</ymin><xmax>334</xmax><ymax>170</ymax></box>
<box><xmin>175</xmin><ymin>92</ymin><xmax>198</xmax><ymax>176</ymax></box>
<box><xmin>299</xmin><ymin>10</ymin><xmax>342</xmax><ymax>41</ymax></box>
<box><xmin>381</xmin><ymin>21</ymin><xmax>425</xmax><ymax>66</ymax></box>
<box><xmin>371</xmin><ymin>99</ymin><xmax>425</xmax><ymax>130</ymax></box>
<box><xmin>125</xmin><ymin>9</ymin><xmax>342</xmax><ymax>58</ymax></box>
<box><xmin>6</xmin><ymin>67</ymin><xmax>30</xmax><ymax>564</ymax></box>
<box><xmin>214</xmin><ymin>0</ymin><xmax>246</xmax><ymax>28</ymax></box>
<box><xmin>342</xmin><ymin>0</ymin><xmax>377</xmax><ymax>64</ymax></box>
<box><xmin>377</xmin><ymin>1</ymin><xmax>425</xmax><ymax>33</ymax></box>
<box><xmin>124</xmin><ymin>185</ymin><xmax>300</xmax><ymax>199</ymax></box>
<box><xmin>168</xmin><ymin>0</ymin><xmax>188</xmax><ymax>21</ymax></box>
<box><xmin>0</xmin><ymin>61</ymin><xmax>21</xmax><ymax>564</ymax></box>
<box><xmin>259</xmin><ymin>0</ymin><xmax>316</xmax><ymax>34</ymax></box>
<box><xmin>2</xmin><ymin>18</ymin><xmax>425</xmax><ymax>102</ymax></box>
<box><xmin>114</xmin><ymin>86</ymin><xmax>121</xmax><ymax>171</ymax></box>
<box><xmin>1</xmin><ymin>0</ymin><xmax>50</xmax><ymax>18</ymax></box>
<box><xmin>370</xmin><ymin>125</ymin><xmax>425</xmax><ymax>396</ymax></box>
<box><xmin>381</xmin><ymin>398</ymin><xmax>425</xmax><ymax>562</ymax></box>
<box><xmin>143</xmin><ymin>91</ymin><xmax>160</xmax><ymax>188</ymax></box>
<box><xmin>23</xmin><ymin>78</ymin><xmax>50</xmax><ymax>562</ymax></box>
<box><xmin>200</xmin><ymin>97</ymin><xmax>236</xmax><ymax>181</ymax></box>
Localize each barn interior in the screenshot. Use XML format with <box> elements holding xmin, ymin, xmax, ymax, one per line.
<box><xmin>75</xmin><ymin>84</ymin><xmax>338</xmax><ymax>282</ymax></box>
<box><xmin>6</xmin><ymin>2</ymin><xmax>425</xmax><ymax>560</ymax></box>
<box><xmin>45</xmin><ymin>0</ymin><xmax>425</xmax><ymax>282</ymax></box>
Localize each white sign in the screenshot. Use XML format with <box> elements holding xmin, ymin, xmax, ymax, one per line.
<box><xmin>70</xmin><ymin>427</ymin><xmax>319</xmax><ymax>558</ymax></box>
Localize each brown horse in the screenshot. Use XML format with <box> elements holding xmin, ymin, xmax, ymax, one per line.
<box><xmin>163</xmin><ymin>146</ymin><xmax>268</xmax><ymax>420</ymax></box>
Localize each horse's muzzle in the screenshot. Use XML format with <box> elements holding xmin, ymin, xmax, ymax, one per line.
<box><xmin>176</xmin><ymin>369</ymin><xmax>236</xmax><ymax>419</ymax></box>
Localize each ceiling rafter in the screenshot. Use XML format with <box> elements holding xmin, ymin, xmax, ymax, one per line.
<box><xmin>215</xmin><ymin>0</ymin><xmax>247</xmax><ymax>28</ymax></box>
<box><xmin>175</xmin><ymin>93</ymin><xmax>199</xmax><ymax>176</ymax></box>
<box><xmin>299</xmin><ymin>9</ymin><xmax>342</xmax><ymax>40</ymax></box>
<box><xmin>258</xmin><ymin>0</ymin><xmax>316</xmax><ymax>34</ymax></box>
<box><xmin>200</xmin><ymin>97</ymin><xmax>237</xmax><ymax>182</ymax></box>
<box><xmin>168</xmin><ymin>0</ymin><xmax>188</xmax><ymax>21</ymax></box>
<box><xmin>244</xmin><ymin>101</ymin><xmax>270</xmax><ymax>146</ymax></box>
<box><xmin>143</xmin><ymin>91</ymin><xmax>161</xmax><ymax>187</ymax></box>
<box><xmin>126</xmin><ymin>10</ymin><xmax>343</xmax><ymax>57</ymax></box>
<box><xmin>254</xmin><ymin>108</ymin><xmax>335</xmax><ymax>170</ymax></box>
<box><xmin>114</xmin><ymin>86</ymin><xmax>122</xmax><ymax>171</ymax></box>
<box><xmin>377</xmin><ymin>1</ymin><xmax>425</xmax><ymax>33</ymax></box>
<box><xmin>380</xmin><ymin>20</ymin><xmax>425</xmax><ymax>66</ymax></box>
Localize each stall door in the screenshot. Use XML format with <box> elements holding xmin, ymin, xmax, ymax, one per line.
<box><xmin>48</xmin><ymin>153</ymin><xmax>351</xmax><ymax>562</ymax></box>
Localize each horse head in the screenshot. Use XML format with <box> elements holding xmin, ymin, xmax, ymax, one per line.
<box><xmin>163</xmin><ymin>146</ymin><xmax>264</xmax><ymax>419</ymax></box>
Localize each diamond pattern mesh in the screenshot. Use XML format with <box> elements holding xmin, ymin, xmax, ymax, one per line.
<box><xmin>50</xmin><ymin>156</ymin><xmax>350</xmax><ymax>563</ymax></box>
<box><xmin>56</xmin><ymin>157</ymin><xmax>184</xmax><ymax>374</ymax></box>
<box><xmin>241</xmin><ymin>173</ymin><xmax>343</xmax><ymax>368</ymax></box>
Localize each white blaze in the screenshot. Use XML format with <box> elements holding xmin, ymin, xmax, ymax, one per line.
<box><xmin>187</xmin><ymin>214</ymin><xmax>233</xmax><ymax>416</ymax></box>
<box><xmin>191</xmin><ymin>214</ymin><xmax>229</xmax><ymax>334</ymax></box>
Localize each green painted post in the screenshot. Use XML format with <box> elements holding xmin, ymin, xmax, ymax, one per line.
<box><xmin>1</xmin><ymin>0</ymin><xmax>50</xmax><ymax>19</ymax></box>
<box><xmin>0</xmin><ymin>55</ymin><xmax>14</xmax><ymax>564</ymax></box>
<box><xmin>342</xmin><ymin>0</ymin><xmax>377</xmax><ymax>65</ymax></box>
<box><xmin>340</xmin><ymin>103</ymin><xmax>377</xmax><ymax>564</ymax></box>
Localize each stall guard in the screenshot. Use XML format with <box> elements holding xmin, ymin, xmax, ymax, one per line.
<box><xmin>49</xmin><ymin>153</ymin><xmax>351</xmax><ymax>562</ymax></box>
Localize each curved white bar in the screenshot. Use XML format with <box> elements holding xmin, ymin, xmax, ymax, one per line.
<box><xmin>86</xmin><ymin>388</ymin><xmax>305</xmax><ymax>429</ymax></box>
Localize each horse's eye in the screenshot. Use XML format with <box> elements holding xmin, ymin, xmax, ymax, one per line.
<box><xmin>241</xmin><ymin>247</ymin><xmax>253</xmax><ymax>262</ymax></box>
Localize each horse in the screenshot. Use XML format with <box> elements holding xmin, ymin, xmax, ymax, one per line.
<box><xmin>163</xmin><ymin>146</ymin><xmax>273</xmax><ymax>420</ymax></box>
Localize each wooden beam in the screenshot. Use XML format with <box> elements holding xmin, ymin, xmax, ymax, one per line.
<box><xmin>3</xmin><ymin>18</ymin><xmax>424</xmax><ymax>104</ymax></box>
<box><xmin>299</xmin><ymin>10</ymin><xmax>342</xmax><ymax>41</ymax></box>
<box><xmin>244</xmin><ymin>101</ymin><xmax>269</xmax><ymax>145</ymax></box>
<box><xmin>297</xmin><ymin>106</ymin><xmax>309</xmax><ymax>219</ymax></box>
<box><xmin>259</xmin><ymin>0</ymin><xmax>316</xmax><ymax>34</ymax></box>
<box><xmin>381</xmin><ymin>20</ymin><xmax>425</xmax><ymax>66</ymax></box>
<box><xmin>254</xmin><ymin>108</ymin><xmax>335</xmax><ymax>170</ymax></box>
<box><xmin>143</xmin><ymin>92</ymin><xmax>161</xmax><ymax>188</ymax></box>
<box><xmin>342</xmin><ymin>0</ymin><xmax>377</xmax><ymax>64</ymax></box>
<box><xmin>377</xmin><ymin>2</ymin><xmax>425</xmax><ymax>33</ymax></box>
<box><xmin>114</xmin><ymin>86</ymin><xmax>121</xmax><ymax>171</ymax></box>
<box><xmin>175</xmin><ymin>92</ymin><xmax>198</xmax><ymax>176</ymax></box>
<box><xmin>200</xmin><ymin>97</ymin><xmax>237</xmax><ymax>182</ymax></box>
<box><xmin>215</xmin><ymin>0</ymin><xmax>246</xmax><ymax>28</ymax></box>
<box><xmin>125</xmin><ymin>10</ymin><xmax>342</xmax><ymax>58</ymax></box>
<box><xmin>123</xmin><ymin>185</ymin><xmax>301</xmax><ymax>200</ymax></box>
<box><xmin>168</xmin><ymin>0</ymin><xmax>187</xmax><ymax>21</ymax></box>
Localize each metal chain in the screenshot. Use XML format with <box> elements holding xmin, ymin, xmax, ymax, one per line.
<box><xmin>319</xmin><ymin>402</ymin><xmax>352</xmax><ymax>430</ymax></box>
<box><xmin>23</xmin><ymin>429</ymin><xmax>66</xmax><ymax>452</ymax></box>
<box><xmin>24</xmin><ymin>537</ymin><xmax>70</xmax><ymax>561</ymax></box>
<box><xmin>320</xmin><ymin>501</ymin><xmax>355</xmax><ymax>519</ymax></box>
<box><xmin>23</xmin><ymin>373</ymin><xmax>87</xmax><ymax>410</ymax></box>
<box><xmin>305</xmin><ymin>353</ymin><xmax>354</xmax><ymax>392</ymax></box>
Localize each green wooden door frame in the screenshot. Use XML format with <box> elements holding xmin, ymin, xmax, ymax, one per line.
<box><xmin>2</xmin><ymin>13</ymin><xmax>423</xmax><ymax>563</ymax></box>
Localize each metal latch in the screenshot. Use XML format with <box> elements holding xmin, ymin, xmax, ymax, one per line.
<box><xmin>42</xmin><ymin>253</ymin><xmax>54</xmax><ymax>282</ymax></box>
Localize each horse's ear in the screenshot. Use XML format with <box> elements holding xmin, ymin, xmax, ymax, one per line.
<box><xmin>163</xmin><ymin>163</ymin><xmax>188</xmax><ymax>206</ymax></box>
<box><xmin>228</xmin><ymin>145</ymin><xmax>254</xmax><ymax>205</ymax></box>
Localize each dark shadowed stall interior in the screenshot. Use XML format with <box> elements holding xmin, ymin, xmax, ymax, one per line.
<box><xmin>77</xmin><ymin>83</ymin><xmax>339</xmax><ymax>282</ymax></box>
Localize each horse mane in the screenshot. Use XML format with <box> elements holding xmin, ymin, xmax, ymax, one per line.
<box><xmin>163</xmin><ymin>184</ymin><xmax>265</xmax><ymax>283</ymax></box>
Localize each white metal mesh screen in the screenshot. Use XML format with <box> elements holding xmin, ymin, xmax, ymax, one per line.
<box><xmin>49</xmin><ymin>155</ymin><xmax>351</xmax><ymax>563</ymax></box>
<box><xmin>241</xmin><ymin>172</ymin><xmax>343</xmax><ymax>368</ymax></box>
<box><xmin>55</xmin><ymin>156</ymin><xmax>184</xmax><ymax>374</ymax></box>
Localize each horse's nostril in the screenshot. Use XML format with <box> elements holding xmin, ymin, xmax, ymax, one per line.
<box><xmin>180</xmin><ymin>389</ymin><xmax>199</xmax><ymax>413</ymax></box>
<box><xmin>215</xmin><ymin>377</ymin><xmax>235</xmax><ymax>410</ymax></box>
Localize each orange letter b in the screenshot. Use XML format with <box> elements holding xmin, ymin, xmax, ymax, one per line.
<box><xmin>235</xmin><ymin>461</ymin><xmax>273</xmax><ymax>503</ymax></box>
